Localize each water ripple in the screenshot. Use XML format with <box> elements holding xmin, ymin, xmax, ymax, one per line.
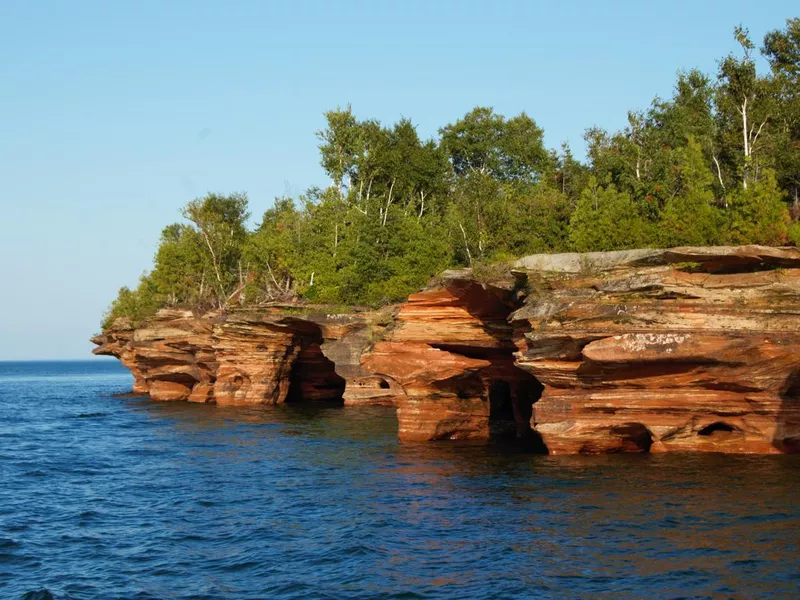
<box><xmin>1</xmin><ymin>360</ymin><xmax>799</xmax><ymax>599</ymax></box>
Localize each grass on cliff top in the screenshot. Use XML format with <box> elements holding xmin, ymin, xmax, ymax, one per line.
<box><xmin>470</xmin><ymin>261</ymin><xmax>516</xmax><ymax>285</ymax></box>
<box><xmin>235</xmin><ymin>303</ymin><xmax>369</xmax><ymax>316</ymax></box>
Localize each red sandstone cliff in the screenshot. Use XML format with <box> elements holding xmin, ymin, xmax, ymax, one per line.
<box><xmin>93</xmin><ymin>245</ymin><xmax>800</xmax><ymax>455</ymax></box>
<box><xmin>510</xmin><ymin>246</ymin><xmax>800</xmax><ymax>454</ymax></box>
<box><xmin>360</xmin><ymin>277</ymin><xmax>543</xmax><ymax>444</ymax></box>
<box><xmin>92</xmin><ymin>307</ymin><xmax>392</xmax><ymax>406</ymax></box>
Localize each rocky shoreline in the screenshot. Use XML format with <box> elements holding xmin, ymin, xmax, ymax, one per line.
<box><xmin>92</xmin><ymin>245</ymin><xmax>800</xmax><ymax>454</ymax></box>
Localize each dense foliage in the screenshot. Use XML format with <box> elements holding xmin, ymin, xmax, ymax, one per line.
<box><xmin>103</xmin><ymin>21</ymin><xmax>800</xmax><ymax>328</ymax></box>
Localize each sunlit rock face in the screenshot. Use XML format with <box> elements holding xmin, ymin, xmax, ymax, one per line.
<box><xmin>92</xmin><ymin>310</ymin><xmax>217</xmax><ymax>402</ymax></box>
<box><xmin>93</xmin><ymin>245</ymin><xmax>800</xmax><ymax>454</ymax></box>
<box><xmin>92</xmin><ymin>308</ymin><xmax>387</xmax><ymax>407</ymax></box>
<box><xmin>361</xmin><ymin>277</ymin><xmax>544</xmax><ymax>445</ymax></box>
<box><xmin>211</xmin><ymin>312</ymin><xmax>326</xmax><ymax>406</ymax></box>
<box><xmin>297</xmin><ymin>311</ymin><xmax>397</xmax><ymax>407</ymax></box>
<box><xmin>510</xmin><ymin>245</ymin><xmax>800</xmax><ymax>454</ymax></box>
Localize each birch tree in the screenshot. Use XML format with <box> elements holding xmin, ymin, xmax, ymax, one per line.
<box><xmin>717</xmin><ymin>26</ymin><xmax>772</xmax><ymax>189</ymax></box>
<box><xmin>181</xmin><ymin>192</ymin><xmax>249</xmax><ymax>308</ymax></box>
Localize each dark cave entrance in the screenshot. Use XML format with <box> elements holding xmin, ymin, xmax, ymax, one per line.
<box><xmin>488</xmin><ymin>376</ymin><xmax>547</xmax><ymax>453</ymax></box>
<box><xmin>425</xmin><ymin>277</ymin><xmax>550</xmax><ymax>452</ymax></box>
<box><xmin>489</xmin><ymin>381</ymin><xmax>514</xmax><ymax>424</ymax></box>
<box><xmin>610</xmin><ymin>423</ymin><xmax>654</xmax><ymax>452</ymax></box>
<box><xmin>285</xmin><ymin>342</ymin><xmax>346</xmax><ymax>404</ymax></box>
<box><xmin>775</xmin><ymin>369</ymin><xmax>800</xmax><ymax>453</ymax></box>
<box><xmin>698</xmin><ymin>422</ymin><xmax>739</xmax><ymax>437</ymax></box>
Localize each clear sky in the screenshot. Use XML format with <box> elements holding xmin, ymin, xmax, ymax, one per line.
<box><xmin>0</xmin><ymin>0</ymin><xmax>795</xmax><ymax>360</ymax></box>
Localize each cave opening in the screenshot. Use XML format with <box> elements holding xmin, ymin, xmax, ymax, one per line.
<box><xmin>783</xmin><ymin>370</ymin><xmax>800</xmax><ymax>399</ymax></box>
<box><xmin>426</xmin><ymin>279</ymin><xmax>549</xmax><ymax>451</ymax></box>
<box><xmin>609</xmin><ymin>423</ymin><xmax>654</xmax><ymax>453</ymax></box>
<box><xmin>488</xmin><ymin>377</ymin><xmax>547</xmax><ymax>452</ymax></box>
<box><xmin>285</xmin><ymin>342</ymin><xmax>346</xmax><ymax>404</ymax></box>
<box><xmin>489</xmin><ymin>381</ymin><xmax>513</xmax><ymax>418</ymax></box>
<box><xmin>775</xmin><ymin>370</ymin><xmax>800</xmax><ymax>453</ymax></box>
<box><xmin>155</xmin><ymin>372</ymin><xmax>199</xmax><ymax>389</ymax></box>
<box><xmin>698</xmin><ymin>422</ymin><xmax>738</xmax><ymax>436</ymax></box>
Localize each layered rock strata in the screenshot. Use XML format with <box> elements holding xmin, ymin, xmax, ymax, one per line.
<box><xmin>92</xmin><ymin>307</ymin><xmax>389</xmax><ymax>406</ymax></box>
<box><xmin>511</xmin><ymin>246</ymin><xmax>800</xmax><ymax>454</ymax></box>
<box><xmin>92</xmin><ymin>309</ymin><xmax>217</xmax><ymax>401</ymax></box>
<box><xmin>93</xmin><ymin>245</ymin><xmax>800</xmax><ymax>454</ymax></box>
<box><xmin>361</xmin><ymin>278</ymin><xmax>544</xmax><ymax>444</ymax></box>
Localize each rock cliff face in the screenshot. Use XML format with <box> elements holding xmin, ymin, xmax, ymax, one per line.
<box><xmin>92</xmin><ymin>307</ymin><xmax>390</xmax><ymax>406</ymax></box>
<box><xmin>93</xmin><ymin>245</ymin><xmax>800</xmax><ymax>454</ymax></box>
<box><xmin>515</xmin><ymin>246</ymin><xmax>800</xmax><ymax>454</ymax></box>
<box><xmin>510</xmin><ymin>246</ymin><xmax>800</xmax><ymax>454</ymax></box>
<box><xmin>361</xmin><ymin>278</ymin><xmax>543</xmax><ymax>445</ymax></box>
<box><xmin>91</xmin><ymin>309</ymin><xmax>216</xmax><ymax>401</ymax></box>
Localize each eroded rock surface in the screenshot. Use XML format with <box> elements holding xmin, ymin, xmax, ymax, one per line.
<box><xmin>92</xmin><ymin>309</ymin><xmax>216</xmax><ymax>401</ymax></box>
<box><xmin>361</xmin><ymin>277</ymin><xmax>544</xmax><ymax>444</ymax></box>
<box><xmin>298</xmin><ymin>311</ymin><xmax>396</xmax><ymax>406</ymax></box>
<box><xmin>511</xmin><ymin>245</ymin><xmax>800</xmax><ymax>454</ymax></box>
<box><xmin>93</xmin><ymin>307</ymin><xmax>386</xmax><ymax>406</ymax></box>
<box><xmin>93</xmin><ymin>245</ymin><xmax>800</xmax><ymax>454</ymax></box>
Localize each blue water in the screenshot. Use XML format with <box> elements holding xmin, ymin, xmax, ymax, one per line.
<box><xmin>1</xmin><ymin>361</ymin><xmax>798</xmax><ymax>599</ymax></box>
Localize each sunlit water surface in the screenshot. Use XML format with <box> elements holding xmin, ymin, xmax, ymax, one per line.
<box><xmin>1</xmin><ymin>360</ymin><xmax>798</xmax><ymax>599</ymax></box>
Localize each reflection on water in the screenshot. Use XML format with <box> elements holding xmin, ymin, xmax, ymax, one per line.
<box><xmin>1</xmin><ymin>361</ymin><xmax>799</xmax><ymax>599</ymax></box>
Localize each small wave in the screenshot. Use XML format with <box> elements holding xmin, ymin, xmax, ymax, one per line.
<box><xmin>216</xmin><ymin>559</ymin><xmax>262</xmax><ymax>573</ymax></box>
<box><xmin>76</xmin><ymin>510</ymin><xmax>102</xmax><ymax>521</ymax></box>
<box><xmin>730</xmin><ymin>558</ymin><xmax>763</xmax><ymax>566</ymax></box>
<box><xmin>21</xmin><ymin>590</ymin><xmax>54</xmax><ymax>600</ymax></box>
<box><xmin>738</xmin><ymin>512</ymin><xmax>790</xmax><ymax>523</ymax></box>
<box><xmin>342</xmin><ymin>543</ymin><xmax>374</xmax><ymax>557</ymax></box>
<box><xmin>71</xmin><ymin>412</ymin><xmax>107</xmax><ymax>419</ymax></box>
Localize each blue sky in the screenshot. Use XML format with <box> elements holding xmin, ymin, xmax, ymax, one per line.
<box><xmin>0</xmin><ymin>0</ymin><xmax>795</xmax><ymax>359</ymax></box>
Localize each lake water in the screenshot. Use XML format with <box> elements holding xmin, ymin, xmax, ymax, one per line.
<box><xmin>1</xmin><ymin>360</ymin><xmax>798</xmax><ymax>599</ymax></box>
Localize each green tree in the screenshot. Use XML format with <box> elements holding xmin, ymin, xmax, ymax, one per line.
<box><xmin>149</xmin><ymin>224</ymin><xmax>207</xmax><ymax>307</ymax></box>
<box><xmin>554</xmin><ymin>142</ymin><xmax>590</xmax><ymax>202</ymax></box>
<box><xmin>789</xmin><ymin>221</ymin><xmax>800</xmax><ymax>246</ymax></box>
<box><xmin>440</xmin><ymin>107</ymin><xmax>551</xmax><ymax>182</ymax></box>
<box><xmin>763</xmin><ymin>18</ymin><xmax>800</xmax><ymax>209</ymax></box>
<box><xmin>244</xmin><ymin>197</ymin><xmax>303</xmax><ymax>302</ymax></box>
<box><xmin>650</xmin><ymin>69</ymin><xmax>726</xmax><ymax>194</ymax></box>
<box><xmin>716</xmin><ymin>26</ymin><xmax>774</xmax><ymax>190</ymax></box>
<box><xmin>445</xmin><ymin>172</ymin><xmax>501</xmax><ymax>264</ymax></box>
<box><xmin>659</xmin><ymin>138</ymin><xmax>722</xmax><ymax>246</ymax></box>
<box><xmin>583</xmin><ymin>119</ymin><xmax>661</xmax><ymax>214</ymax></box>
<box><xmin>725</xmin><ymin>169</ymin><xmax>790</xmax><ymax>244</ymax></box>
<box><xmin>181</xmin><ymin>192</ymin><xmax>249</xmax><ymax>308</ymax></box>
<box><xmin>317</xmin><ymin>105</ymin><xmax>362</xmax><ymax>199</ymax></box>
<box><xmin>569</xmin><ymin>178</ymin><xmax>650</xmax><ymax>251</ymax></box>
<box><xmin>492</xmin><ymin>186</ymin><xmax>572</xmax><ymax>257</ymax></box>
<box><xmin>102</xmin><ymin>275</ymin><xmax>161</xmax><ymax>330</ymax></box>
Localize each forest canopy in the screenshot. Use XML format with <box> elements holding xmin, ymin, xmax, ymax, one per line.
<box><xmin>103</xmin><ymin>20</ymin><xmax>800</xmax><ymax>329</ymax></box>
